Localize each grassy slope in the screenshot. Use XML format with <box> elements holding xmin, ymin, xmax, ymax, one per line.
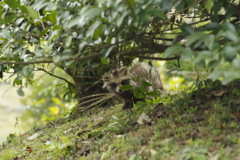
<box><xmin>1</xmin><ymin>80</ymin><xmax>240</xmax><ymax>160</ymax></box>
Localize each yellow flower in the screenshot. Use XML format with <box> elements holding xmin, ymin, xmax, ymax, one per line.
<box><xmin>49</xmin><ymin>106</ymin><xmax>59</xmax><ymax>115</ymax></box>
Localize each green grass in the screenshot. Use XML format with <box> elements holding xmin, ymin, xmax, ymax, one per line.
<box><xmin>1</xmin><ymin>80</ymin><xmax>240</xmax><ymax>160</ymax></box>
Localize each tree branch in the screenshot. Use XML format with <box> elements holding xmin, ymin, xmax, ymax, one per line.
<box><xmin>117</xmin><ymin>43</ymin><xmax>169</xmax><ymax>57</ymax></box>
<box><xmin>0</xmin><ymin>53</ymin><xmax>102</xmax><ymax>65</ymax></box>
<box><xmin>37</xmin><ymin>68</ymin><xmax>75</xmax><ymax>88</ymax></box>
<box><xmin>74</xmin><ymin>53</ymin><xmax>102</xmax><ymax>61</ymax></box>
<box><xmin>0</xmin><ymin>60</ymin><xmax>52</xmax><ymax>65</ymax></box>
<box><xmin>123</xmin><ymin>55</ymin><xmax>180</xmax><ymax>61</ymax></box>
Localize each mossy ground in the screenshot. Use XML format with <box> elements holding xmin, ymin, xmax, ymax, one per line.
<box><xmin>1</xmin><ymin>80</ymin><xmax>240</xmax><ymax>160</ymax></box>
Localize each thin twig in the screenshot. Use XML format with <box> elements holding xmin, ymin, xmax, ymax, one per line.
<box><xmin>37</xmin><ymin>68</ymin><xmax>75</xmax><ymax>88</ymax></box>
<box><xmin>83</xmin><ymin>79</ymin><xmax>102</xmax><ymax>92</ymax></box>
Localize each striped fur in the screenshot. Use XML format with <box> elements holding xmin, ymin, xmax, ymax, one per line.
<box><xmin>102</xmin><ymin>63</ymin><xmax>163</xmax><ymax>109</ymax></box>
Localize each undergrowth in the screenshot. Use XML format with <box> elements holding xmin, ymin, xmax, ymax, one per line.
<box><xmin>0</xmin><ymin>80</ymin><xmax>240</xmax><ymax>160</ymax></box>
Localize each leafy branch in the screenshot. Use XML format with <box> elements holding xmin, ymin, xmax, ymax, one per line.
<box><xmin>0</xmin><ymin>53</ymin><xmax>102</xmax><ymax>65</ymax></box>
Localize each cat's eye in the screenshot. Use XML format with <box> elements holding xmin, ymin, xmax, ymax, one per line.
<box><xmin>121</xmin><ymin>79</ymin><xmax>129</xmax><ymax>85</ymax></box>
<box><xmin>110</xmin><ymin>82</ymin><xmax>117</xmax><ymax>88</ymax></box>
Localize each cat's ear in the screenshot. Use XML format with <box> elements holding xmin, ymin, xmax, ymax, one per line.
<box><xmin>117</xmin><ymin>67</ymin><xmax>128</xmax><ymax>76</ymax></box>
<box><xmin>102</xmin><ymin>73</ymin><xmax>112</xmax><ymax>82</ymax></box>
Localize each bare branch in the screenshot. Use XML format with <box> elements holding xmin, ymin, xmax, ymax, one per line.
<box><xmin>0</xmin><ymin>60</ymin><xmax>52</xmax><ymax>65</ymax></box>
<box><xmin>37</xmin><ymin>68</ymin><xmax>75</xmax><ymax>88</ymax></box>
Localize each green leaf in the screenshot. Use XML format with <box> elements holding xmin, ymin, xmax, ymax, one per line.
<box><xmin>116</xmin><ymin>11</ymin><xmax>128</xmax><ymax>27</ymax></box>
<box><xmin>100</xmin><ymin>57</ymin><xmax>109</xmax><ymax>65</ymax></box>
<box><xmin>0</xmin><ymin>29</ymin><xmax>12</xmax><ymax>39</ymax></box>
<box><xmin>233</xmin><ymin>57</ymin><xmax>240</xmax><ymax>68</ymax></box>
<box><xmin>16</xmin><ymin>18</ymin><xmax>24</xmax><ymax>25</ymax></box>
<box><xmin>3</xmin><ymin>11</ymin><xmax>18</xmax><ymax>24</ymax></box>
<box><xmin>147</xmin><ymin>91</ymin><xmax>158</xmax><ymax>97</ymax></box>
<box><xmin>22</xmin><ymin>66</ymin><xmax>33</xmax><ymax>77</ymax></box>
<box><xmin>142</xmin><ymin>81</ymin><xmax>152</xmax><ymax>87</ymax></box>
<box><xmin>64</xmin><ymin>35</ymin><xmax>72</xmax><ymax>47</ymax></box>
<box><xmin>90</xmin><ymin>62</ymin><xmax>100</xmax><ymax>68</ymax></box>
<box><xmin>194</xmin><ymin>51</ymin><xmax>211</xmax><ymax>64</ymax></box>
<box><xmin>102</xmin><ymin>45</ymin><xmax>115</xmax><ymax>57</ymax></box>
<box><xmin>4</xmin><ymin>0</ymin><xmax>21</xmax><ymax>10</ymax></box>
<box><xmin>160</xmin><ymin>0</ymin><xmax>172</xmax><ymax>12</ymax></box>
<box><xmin>13</xmin><ymin>77</ymin><xmax>22</xmax><ymax>86</ymax></box>
<box><xmin>45</xmin><ymin>11</ymin><xmax>57</xmax><ymax>23</ymax></box>
<box><xmin>186</xmin><ymin>32</ymin><xmax>205</xmax><ymax>47</ymax></box>
<box><xmin>164</xmin><ymin>45</ymin><xmax>183</xmax><ymax>57</ymax></box>
<box><xmin>197</xmin><ymin>60</ymin><xmax>206</xmax><ymax>68</ymax></box>
<box><xmin>180</xmin><ymin>24</ymin><xmax>195</xmax><ymax>35</ymax></box>
<box><xmin>79</xmin><ymin>41</ymin><xmax>88</xmax><ymax>51</ymax></box>
<box><xmin>206</xmin><ymin>0</ymin><xmax>214</xmax><ymax>13</ymax></box>
<box><xmin>222</xmin><ymin>23</ymin><xmax>238</xmax><ymax>42</ymax></box>
<box><xmin>139</xmin><ymin>86</ymin><xmax>147</xmax><ymax>94</ymax></box>
<box><xmin>30</xmin><ymin>38</ymin><xmax>39</xmax><ymax>43</ymax></box>
<box><xmin>223</xmin><ymin>46</ymin><xmax>236</xmax><ymax>61</ymax></box>
<box><xmin>224</xmin><ymin>31</ymin><xmax>238</xmax><ymax>43</ymax></box>
<box><xmin>148</xmin><ymin>8</ymin><xmax>164</xmax><ymax>19</ymax></box>
<box><xmin>86</xmin><ymin>21</ymin><xmax>101</xmax><ymax>38</ymax></box>
<box><xmin>133</xmin><ymin>87</ymin><xmax>145</xmax><ymax>99</ymax></box>
<box><xmin>207</xmin><ymin>60</ymin><xmax>219</xmax><ymax>69</ymax></box>
<box><xmin>49</xmin><ymin>25</ymin><xmax>61</xmax><ymax>41</ymax></box>
<box><xmin>127</xmin><ymin>0</ymin><xmax>136</xmax><ymax>6</ymax></box>
<box><xmin>53</xmin><ymin>55</ymin><xmax>61</xmax><ymax>63</ymax></box>
<box><xmin>8</xmin><ymin>133</ymin><xmax>17</xmax><ymax>139</ymax></box>
<box><xmin>209</xmin><ymin>69</ymin><xmax>223</xmax><ymax>81</ymax></box>
<box><xmin>32</xmin><ymin>0</ymin><xmax>49</xmax><ymax>11</ymax></box>
<box><xmin>181</xmin><ymin>47</ymin><xmax>193</xmax><ymax>61</ymax></box>
<box><xmin>120</xmin><ymin>85</ymin><xmax>133</xmax><ymax>91</ymax></box>
<box><xmin>68</xmin><ymin>16</ymin><xmax>83</xmax><ymax>29</ymax></box>
<box><xmin>204</xmin><ymin>23</ymin><xmax>221</xmax><ymax>30</ymax></box>
<box><xmin>222</xmin><ymin>69</ymin><xmax>240</xmax><ymax>85</ymax></box>
<box><xmin>20</xmin><ymin>6</ymin><xmax>39</xmax><ymax>19</ymax></box>
<box><xmin>17</xmin><ymin>87</ymin><xmax>25</xmax><ymax>96</ymax></box>
<box><xmin>222</xmin><ymin>23</ymin><xmax>237</xmax><ymax>34</ymax></box>
<box><xmin>84</xmin><ymin>8</ymin><xmax>103</xmax><ymax>21</ymax></box>
<box><xmin>186</xmin><ymin>0</ymin><xmax>196</xmax><ymax>6</ymax></box>
<box><xmin>203</xmin><ymin>35</ymin><xmax>214</xmax><ymax>50</ymax></box>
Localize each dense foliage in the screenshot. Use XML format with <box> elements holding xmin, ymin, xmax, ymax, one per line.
<box><xmin>1</xmin><ymin>0</ymin><xmax>240</xmax><ymax>108</ymax></box>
